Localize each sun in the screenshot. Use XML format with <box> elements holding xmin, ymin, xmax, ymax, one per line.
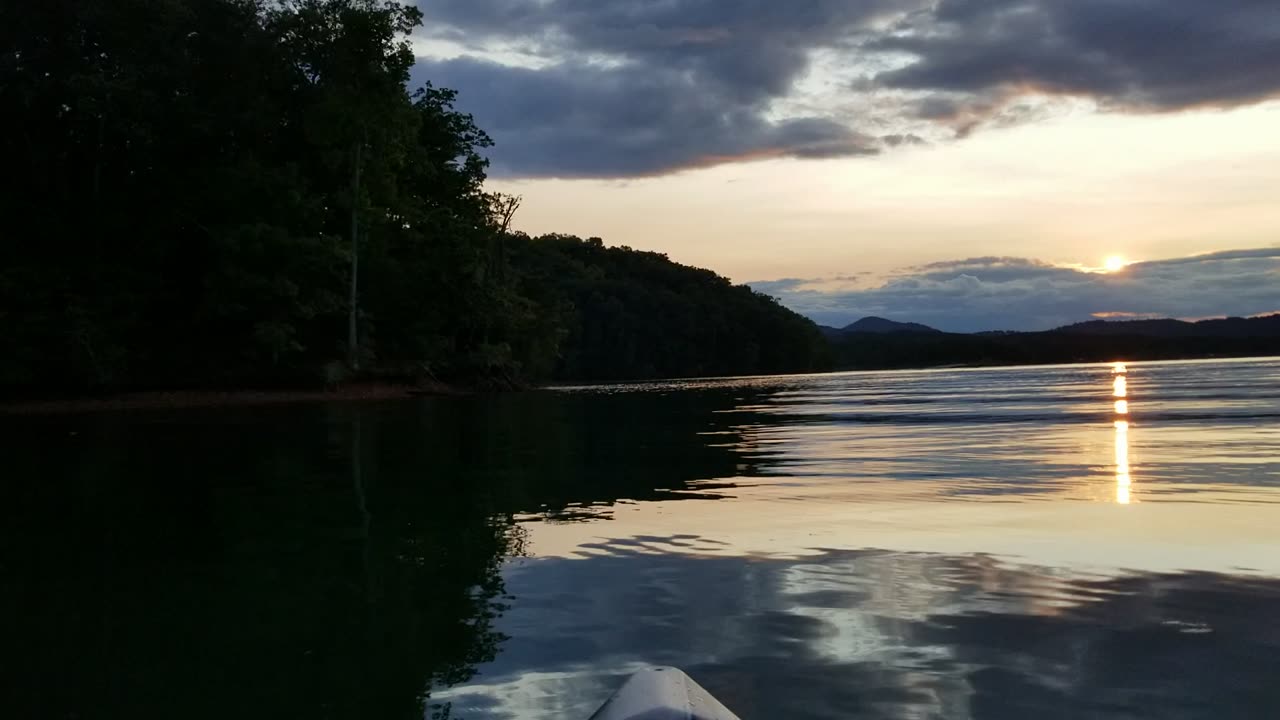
<box><xmin>1103</xmin><ymin>255</ymin><xmax>1129</xmax><ymax>273</ymax></box>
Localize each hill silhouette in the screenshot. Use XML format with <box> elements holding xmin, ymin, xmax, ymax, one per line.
<box><xmin>1054</xmin><ymin>315</ymin><xmax>1280</xmax><ymax>339</ymax></box>
<box><xmin>819</xmin><ymin>316</ymin><xmax>941</xmax><ymax>340</ymax></box>
<box><xmin>829</xmin><ymin>314</ymin><xmax>1280</xmax><ymax>370</ymax></box>
<box><xmin>842</xmin><ymin>317</ymin><xmax>942</xmax><ymax>334</ymax></box>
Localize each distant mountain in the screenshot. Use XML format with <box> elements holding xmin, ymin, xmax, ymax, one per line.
<box><xmin>826</xmin><ymin>312</ymin><xmax>1280</xmax><ymax>371</ymax></box>
<box><xmin>839</xmin><ymin>316</ymin><xmax>942</xmax><ymax>334</ymax></box>
<box><xmin>1053</xmin><ymin>314</ymin><xmax>1280</xmax><ymax>339</ymax></box>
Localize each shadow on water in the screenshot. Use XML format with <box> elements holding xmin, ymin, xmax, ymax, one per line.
<box><xmin>3</xmin><ymin>403</ymin><xmax>521</xmax><ymax>720</ymax></box>
<box><xmin>0</xmin><ymin>388</ymin><xmax>779</xmax><ymax>720</ymax></box>
<box><xmin>418</xmin><ymin>388</ymin><xmax>786</xmax><ymax>520</ymax></box>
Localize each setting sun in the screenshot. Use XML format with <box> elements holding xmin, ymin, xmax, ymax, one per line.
<box><xmin>1103</xmin><ymin>255</ymin><xmax>1129</xmax><ymax>272</ymax></box>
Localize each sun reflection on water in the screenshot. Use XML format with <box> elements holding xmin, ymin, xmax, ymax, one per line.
<box><xmin>1113</xmin><ymin>364</ymin><xmax>1133</xmax><ymax>505</ymax></box>
<box><xmin>1115</xmin><ymin>420</ymin><xmax>1132</xmax><ymax>505</ymax></box>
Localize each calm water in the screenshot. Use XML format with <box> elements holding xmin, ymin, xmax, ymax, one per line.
<box><xmin>5</xmin><ymin>358</ymin><xmax>1280</xmax><ymax>719</ymax></box>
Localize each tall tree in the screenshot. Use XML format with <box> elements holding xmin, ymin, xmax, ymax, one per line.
<box><xmin>267</xmin><ymin>0</ymin><xmax>423</xmax><ymax>372</ymax></box>
<box><xmin>0</xmin><ymin>0</ymin><xmax>833</xmax><ymax>396</ymax></box>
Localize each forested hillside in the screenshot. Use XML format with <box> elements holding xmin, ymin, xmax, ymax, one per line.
<box><xmin>829</xmin><ymin>319</ymin><xmax>1280</xmax><ymax>370</ymax></box>
<box><xmin>0</xmin><ymin>0</ymin><xmax>828</xmax><ymax>395</ymax></box>
<box><xmin>509</xmin><ymin>234</ymin><xmax>831</xmax><ymax>381</ymax></box>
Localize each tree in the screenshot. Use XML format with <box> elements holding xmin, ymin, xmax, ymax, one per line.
<box><xmin>267</xmin><ymin>0</ymin><xmax>424</xmax><ymax>372</ymax></box>
<box><xmin>0</xmin><ymin>0</ymin><xmax>834</xmax><ymax>396</ymax></box>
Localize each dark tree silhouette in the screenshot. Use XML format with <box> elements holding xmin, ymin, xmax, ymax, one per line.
<box><xmin>0</xmin><ymin>0</ymin><xmax>830</xmax><ymax>396</ymax></box>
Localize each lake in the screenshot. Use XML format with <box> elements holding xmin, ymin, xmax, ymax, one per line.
<box><xmin>5</xmin><ymin>358</ymin><xmax>1280</xmax><ymax>719</ymax></box>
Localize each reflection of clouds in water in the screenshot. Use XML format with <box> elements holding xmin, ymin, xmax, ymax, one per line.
<box><xmin>453</xmin><ymin>360</ymin><xmax>1280</xmax><ymax>717</ymax></box>
<box><xmin>719</xmin><ymin>363</ymin><xmax>1260</xmax><ymax>503</ymax></box>
<box><xmin>430</xmin><ymin>539</ymin><xmax>1280</xmax><ymax>720</ymax></box>
<box><xmin>551</xmin><ymin>359</ymin><xmax>1280</xmax><ymax>504</ymax></box>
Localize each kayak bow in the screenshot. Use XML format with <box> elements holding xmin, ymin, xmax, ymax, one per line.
<box><xmin>588</xmin><ymin>667</ymin><xmax>741</xmax><ymax>720</ymax></box>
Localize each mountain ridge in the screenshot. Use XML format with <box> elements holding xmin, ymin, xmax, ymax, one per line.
<box><xmin>821</xmin><ymin>316</ymin><xmax>942</xmax><ymax>336</ymax></box>
<box><xmin>825</xmin><ymin>313</ymin><xmax>1280</xmax><ymax>371</ymax></box>
<box><xmin>1051</xmin><ymin>314</ymin><xmax>1280</xmax><ymax>339</ymax></box>
<box><xmin>823</xmin><ymin>314</ymin><xmax>1280</xmax><ymax>338</ymax></box>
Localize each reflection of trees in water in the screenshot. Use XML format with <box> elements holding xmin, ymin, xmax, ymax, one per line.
<box><xmin>3</xmin><ymin>388</ymin><xmax>773</xmax><ymax>720</ymax></box>
<box><xmin>412</xmin><ymin>387</ymin><xmax>791</xmax><ymax>521</ymax></box>
<box><xmin>4</xmin><ymin>405</ymin><xmax>523</xmax><ymax>720</ymax></box>
<box><xmin>9</xmin><ymin>390</ymin><xmax>1280</xmax><ymax>719</ymax></box>
<box><xmin>334</xmin><ymin>406</ymin><xmax>530</xmax><ymax>715</ymax></box>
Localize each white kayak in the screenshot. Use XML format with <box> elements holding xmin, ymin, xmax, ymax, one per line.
<box><xmin>589</xmin><ymin>667</ymin><xmax>742</xmax><ymax>720</ymax></box>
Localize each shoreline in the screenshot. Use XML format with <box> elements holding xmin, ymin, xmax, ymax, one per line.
<box><xmin>0</xmin><ymin>381</ymin><xmax>465</xmax><ymax>415</ymax></box>
<box><xmin>6</xmin><ymin>354</ymin><xmax>1277</xmax><ymax>415</ymax></box>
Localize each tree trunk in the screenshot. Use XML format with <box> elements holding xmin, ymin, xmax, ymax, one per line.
<box><xmin>347</xmin><ymin>138</ymin><xmax>363</xmax><ymax>371</ymax></box>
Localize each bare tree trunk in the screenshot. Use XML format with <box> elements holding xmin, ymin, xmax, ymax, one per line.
<box><xmin>348</xmin><ymin>138</ymin><xmax>363</xmax><ymax>371</ymax></box>
<box><xmin>496</xmin><ymin>194</ymin><xmax>521</xmax><ymax>282</ymax></box>
<box><xmin>92</xmin><ymin>113</ymin><xmax>104</xmax><ymax>218</ymax></box>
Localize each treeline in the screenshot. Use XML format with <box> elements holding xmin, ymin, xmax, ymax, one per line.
<box><xmin>1</xmin><ymin>0</ymin><xmax>828</xmax><ymax>396</ymax></box>
<box><xmin>509</xmin><ymin>234</ymin><xmax>831</xmax><ymax>381</ymax></box>
<box><xmin>831</xmin><ymin>330</ymin><xmax>1280</xmax><ymax>370</ymax></box>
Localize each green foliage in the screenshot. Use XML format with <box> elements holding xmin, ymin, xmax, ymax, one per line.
<box><xmin>1</xmin><ymin>0</ymin><xmax>830</xmax><ymax>394</ymax></box>
<box><xmin>508</xmin><ymin>234</ymin><xmax>833</xmax><ymax>381</ymax></box>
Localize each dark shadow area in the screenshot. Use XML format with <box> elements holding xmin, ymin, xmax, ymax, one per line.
<box><xmin>0</xmin><ymin>386</ymin><xmax>779</xmax><ymax>719</ymax></box>
<box><xmin>2</xmin><ymin>405</ymin><xmax>521</xmax><ymax>719</ymax></box>
<box><xmin>831</xmin><ymin>326</ymin><xmax>1280</xmax><ymax>370</ymax></box>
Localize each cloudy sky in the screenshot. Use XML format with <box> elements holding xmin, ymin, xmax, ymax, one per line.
<box><xmin>410</xmin><ymin>0</ymin><xmax>1280</xmax><ymax>331</ymax></box>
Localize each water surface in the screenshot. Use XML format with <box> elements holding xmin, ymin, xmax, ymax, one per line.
<box><xmin>5</xmin><ymin>358</ymin><xmax>1280</xmax><ymax>719</ymax></box>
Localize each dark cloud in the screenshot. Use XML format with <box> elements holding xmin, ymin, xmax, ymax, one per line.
<box><xmin>413</xmin><ymin>1</ymin><xmax>1280</xmax><ymax>177</ymax></box>
<box><xmin>1135</xmin><ymin>247</ymin><xmax>1280</xmax><ymax>266</ymax></box>
<box><xmin>750</xmin><ymin>247</ymin><xmax>1280</xmax><ymax>332</ymax></box>
<box><xmin>414</xmin><ymin>0</ymin><xmax>909</xmax><ymax>177</ymax></box>
<box><xmin>904</xmin><ymin>257</ymin><xmax>1071</xmax><ymax>284</ymax></box>
<box><xmin>419</xmin><ymin>0</ymin><xmax>908</xmax><ymax>86</ymax></box>
<box><xmin>876</xmin><ymin>0</ymin><xmax>1280</xmax><ymax>131</ymax></box>
<box><xmin>412</xmin><ymin>57</ymin><xmax>878</xmax><ymax>177</ymax></box>
<box><xmin>881</xmin><ymin>133</ymin><xmax>927</xmax><ymax>147</ymax></box>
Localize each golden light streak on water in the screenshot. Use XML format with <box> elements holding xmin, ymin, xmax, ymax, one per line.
<box><xmin>1112</xmin><ymin>363</ymin><xmax>1133</xmax><ymax>504</ymax></box>
<box><xmin>1115</xmin><ymin>419</ymin><xmax>1132</xmax><ymax>505</ymax></box>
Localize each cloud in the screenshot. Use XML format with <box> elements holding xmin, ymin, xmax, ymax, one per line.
<box><xmin>419</xmin><ymin>1</ymin><xmax>1280</xmax><ymax>176</ymax></box>
<box><xmin>880</xmin><ymin>133</ymin><xmax>927</xmax><ymax>148</ymax></box>
<box><xmin>413</xmin><ymin>0</ymin><xmax>907</xmax><ymax>177</ymax></box>
<box><xmin>413</xmin><ymin>56</ymin><xmax>878</xmax><ymax>177</ymax></box>
<box><xmin>875</xmin><ymin>0</ymin><xmax>1280</xmax><ymax>133</ymax></box>
<box><xmin>412</xmin><ymin>1</ymin><xmax>1280</xmax><ymax>177</ymax></box>
<box><xmin>750</xmin><ymin>247</ymin><xmax>1280</xmax><ymax>332</ymax></box>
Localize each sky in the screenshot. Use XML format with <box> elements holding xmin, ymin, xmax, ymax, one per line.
<box><xmin>408</xmin><ymin>0</ymin><xmax>1280</xmax><ymax>331</ymax></box>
